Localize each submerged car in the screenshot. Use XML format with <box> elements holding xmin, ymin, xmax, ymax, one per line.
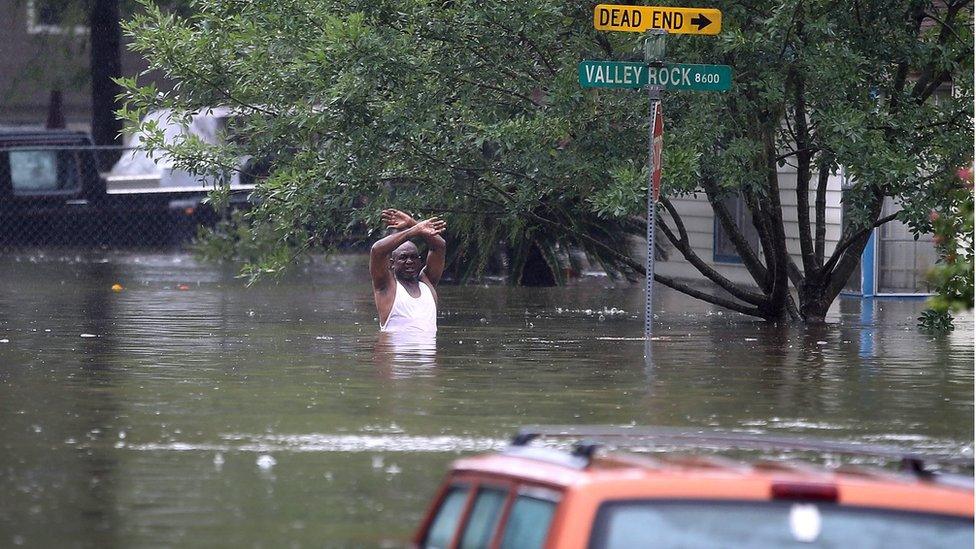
<box><xmin>414</xmin><ymin>426</ymin><xmax>973</xmax><ymax>548</ymax></box>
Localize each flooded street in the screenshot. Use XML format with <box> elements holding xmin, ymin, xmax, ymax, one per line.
<box><xmin>0</xmin><ymin>251</ymin><xmax>972</xmax><ymax>547</ymax></box>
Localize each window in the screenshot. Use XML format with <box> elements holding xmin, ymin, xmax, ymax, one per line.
<box><xmin>499</xmin><ymin>494</ymin><xmax>557</xmax><ymax>549</ymax></box>
<box><xmin>876</xmin><ymin>197</ymin><xmax>937</xmax><ymax>294</ymax></box>
<box><xmin>9</xmin><ymin>150</ymin><xmax>80</xmax><ymax>194</ymax></box>
<box><xmin>713</xmin><ymin>195</ymin><xmax>760</xmax><ymax>263</ymax></box>
<box><xmin>459</xmin><ymin>488</ymin><xmax>508</xmax><ymax>549</ymax></box>
<box><xmin>423</xmin><ymin>485</ymin><xmax>470</xmax><ymax>549</ymax></box>
<box><xmin>589</xmin><ymin>500</ymin><xmax>973</xmax><ymax>548</ymax></box>
<box><xmin>26</xmin><ymin>0</ymin><xmax>88</xmax><ymax>35</ymax></box>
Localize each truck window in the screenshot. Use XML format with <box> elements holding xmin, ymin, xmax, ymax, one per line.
<box><xmin>424</xmin><ymin>485</ymin><xmax>470</xmax><ymax>549</ymax></box>
<box><xmin>9</xmin><ymin>150</ymin><xmax>80</xmax><ymax>193</ymax></box>
<box><xmin>499</xmin><ymin>495</ymin><xmax>557</xmax><ymax>549</ymax></box>
<box><xmin>459</xmin><ymin>487</ymin><xmax>508</xmax><ymax>549</ymax></box>
<box><xmin>589</xmin><ymin>500</ymin><xmax>974</xmax><ymax>548</ymax></box>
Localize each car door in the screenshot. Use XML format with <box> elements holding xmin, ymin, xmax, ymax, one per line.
<box><xmin>418</xmin><ymin>478</ymin><xmax>561</xmax><ymax>549</ymax></box>
<box><xmin>0</xmin><ymin>143</ymin><xmax>92</xmax><ymax>243</ymax></box>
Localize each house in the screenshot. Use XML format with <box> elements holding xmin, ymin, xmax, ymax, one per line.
<box><xmin>655</xmin><ymin>163</ymin><xmax>938</xmax><ymax>297</ymax></box>
<box><xmin>0</xmin><ymin>0</ymin><xmax>160</xmax><ymax>129</ymax></box>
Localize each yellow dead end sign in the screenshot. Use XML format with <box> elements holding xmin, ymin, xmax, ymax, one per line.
<box><xmin>594</xmin><ymin>4</ymin><xmax>722</xmax><ymax>35</ymax></box>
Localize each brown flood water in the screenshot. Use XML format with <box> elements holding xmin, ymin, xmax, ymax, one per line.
<box><xmin>0</xmin><ymin>251</ymin><xmax>972</xmax><ymax>547</ymax></box>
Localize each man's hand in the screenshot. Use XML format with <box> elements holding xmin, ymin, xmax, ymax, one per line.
<box><xmin>382</xmin><ymin>209</ymin><xmax>417</xmax><ymax>231</ymax></box>
<box><xmin>413</xmin><ymin>217</ymin><xmax>446</xmax><ymax>238</ymax></box>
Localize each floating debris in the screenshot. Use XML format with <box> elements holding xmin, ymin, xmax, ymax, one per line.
<box><xmin>256</xmin><ymin>454</ymin><xmax>276</xmax><ymax>470</ymax></box>
<box><xmin>111</xmin><ymin>283</ymin><xmax>124</xmax><ymax>292</ymax></box>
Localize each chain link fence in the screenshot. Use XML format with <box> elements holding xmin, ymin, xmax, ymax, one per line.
<box><xmin>0</xmin><ymin>141</ymin><xmax>255</xmax><ymax>250</ymax></box>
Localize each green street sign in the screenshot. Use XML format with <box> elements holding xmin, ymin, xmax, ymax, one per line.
<box><xmin>578</xmin><ymin>61</ymin><xmax>732</xmax><ymax>91</ymax></box>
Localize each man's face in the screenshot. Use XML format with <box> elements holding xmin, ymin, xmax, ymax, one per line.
<box><xmin>391</xmin><ymin>243</ymin><xmax>423</xmax><ymax>281</ymax></box>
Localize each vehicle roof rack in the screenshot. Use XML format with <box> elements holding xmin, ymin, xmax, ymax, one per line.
<box><xmin>510</xmin><ymin>425</ymin><xmax>973</xmax><ymax>478</ymax></box>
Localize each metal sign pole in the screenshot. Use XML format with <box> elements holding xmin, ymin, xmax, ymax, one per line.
<box><xmin>645</xmin><ymin>92</ymin><xmax>660</xmax><ymax>341</ymax></box>
<box><xmin>644</xmin><ymin>30</ymin><xmax>666</xmax><ymax>345</ymax></box>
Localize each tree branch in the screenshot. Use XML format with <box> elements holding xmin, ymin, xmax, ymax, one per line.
<box><xmin>657</xmin><ymin>205</ymin><xmax>768</xmax><ymax>306</ymax></box>
<box><xmin>785</xmin><ymin>294</ymin><xmax>801</xmax><ymax>321</ymax></box>
<box><xmin>454</xmin><ymin>76</ymin><xmax>539</xmax><ymax>107</ymax></box>
<box><xmin>700</xmin><ymin>177</ymin><xmax>769</xmax><ymax>286</ymax></box>
<box><xmin>742</xmin><ymin>190</ymin><xmax>776</xmax><ymax>286</ymax></box>
<box><xmin>823</xmin><ymin>211</ymin><xmax>899</xmax><ymax>273</ymax></box>
<box><xmin>485</xmin><ymin>17</ymin><xmax>557</xmax><ymax>77</ymax></box>
<box><xmin>910</xmin><ymin>1</ymin><xmax>967</xmax><ymax>101</ymax></box>
<box><xmin>774</xmin><ymin>146</ymin><xmax>818</xmax><ymax>164</ymax></box>
<box><xmin>789</xmin><ymin>55</ymin><xmax>818</xmax><ymax>277</ymax></box>
<box><xmin>658</xmin><ymin>197</ymin><xmax>691</xmax><ymax>243</ymax></box>
<box><xmin>814</xmin><ymin>164</ymin><xmax>830</xmax><ymax>266</ymax></box>
<box><xmin>760</xmin><ymin>127</ymin><xmax>792</xmax><ymax>317</ymax></box>
<box><xmin>787</xmin><ymin>256</ymin><xmax>804</xmax><ymax>288</ymax></box>
<box><xmin>653</xmin><ymin>273</ymin><xmax>764</xmax><ymax>318</ymax></box>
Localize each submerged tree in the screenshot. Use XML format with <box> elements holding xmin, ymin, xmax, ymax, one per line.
<box><xmin>657</xmin><ymin>0</ymin><xmax>973</xmax><ymax>321</ymax></box>
<box><xmin>119</xmin><ymin>0</ymin><xmax>972</xmax><ymax>320</ymax></box>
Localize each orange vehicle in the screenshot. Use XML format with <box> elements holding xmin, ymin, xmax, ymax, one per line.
<box><xmin>414</xmin><ymin>426</ymin><xmax>973</xmax><ymax>548</ymax></box>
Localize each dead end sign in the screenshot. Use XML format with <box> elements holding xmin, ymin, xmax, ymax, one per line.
<box><xmin>593</xmin><ymin>4</ymin><xmax>722</xmax><ymax>35</ymax></box>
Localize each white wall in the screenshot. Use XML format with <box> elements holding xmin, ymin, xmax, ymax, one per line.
<box><xmin>655</xmin><ymin>165</ymin><xmax>845</xmax><ymax>286</ymax></box>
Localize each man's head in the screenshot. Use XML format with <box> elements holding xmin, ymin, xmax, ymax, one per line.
<box><xmin>390</xmin><ymin>241</ymin><xmax>424</xmax><ymax>281</ymax></box>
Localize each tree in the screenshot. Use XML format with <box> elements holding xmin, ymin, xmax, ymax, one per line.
<box><xmin>654</xmin><ymin>0</ymin><xmax>973</xmax><ymax>321</ymax></box>
<box><xmin>90</xmin><ymin>0</ymin><xmax>124</xmax><ymax>148</ymax></box>
<box><xmin>7</xmin><ymin>0</ymin><xmax>189</xmax><ymax>148</ymax></box>
<box><xmin>118</xmin><ymin>0</ymin><xmax>973</xmax><ymax>321</ymax></box>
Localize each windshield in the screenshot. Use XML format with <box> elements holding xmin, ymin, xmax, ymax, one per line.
<box><xmin>589</xmin><ymin>500</ymin><xmax>973</xmax><ymax>548</ymax></box>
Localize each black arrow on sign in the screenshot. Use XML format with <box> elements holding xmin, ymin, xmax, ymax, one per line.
<box><xmin>691</xmin><ymin>13</ymin><xmax>712</xmax><ymax>30</ymax></box>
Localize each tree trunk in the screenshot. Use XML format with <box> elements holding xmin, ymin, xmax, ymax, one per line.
<box><xmin>756</xmin><ymin>127</ymin><xmax>792</xmax><ymax>322</ymax></box>
<box><xmin>798</xmin><ymin>278</ymin><xmax>832</xmax><ymax>322</ymax></box>
<box><xmin>46</xmin><ymin>89</ymin><xmax>65</xmax><ymax>129</ymax></box>
<box><xmin>89</xmin><ymin>0</ymin><xmax>123</xmax><ymax>168</ymax></box>
<box><xmin>798</xmin><ymin>195</ymin><xmax>886</xmax><ymax>322</ymax></box>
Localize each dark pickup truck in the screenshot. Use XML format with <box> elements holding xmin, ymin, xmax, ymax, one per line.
<box><xmin>0</xmin><ymin>128</ymin><xmax>254</xmax><ymax>246</ymax></box>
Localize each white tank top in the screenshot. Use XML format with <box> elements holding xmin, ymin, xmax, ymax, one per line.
<box><xmin>380</xmin><ymin>280</ymin><xmax>437</xmax><ymax>333</ymax></box>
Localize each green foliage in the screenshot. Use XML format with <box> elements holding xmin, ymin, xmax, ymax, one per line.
<box><xmin>120</xmin><ymin>0</ymin><xmax>655</xmax><ymax>282</ymax></box>
<box><xmin>919</xmin><ymin>166</ymin><xmax>974</xmax><ymax>331</ymax></box>
<box><xmin>191</xmin><ymin>209</ymin><xmax>301</xmax><ymax>283</ymax></box>
<box><xmin>918</xmin><ymin>308</ymin><xmax>955</xmax><ymax>333</ymax></box>
<box><xmin>118</xmin><ymin>0</ymin><xmax>973</xmax><ymax>295</ymax></box>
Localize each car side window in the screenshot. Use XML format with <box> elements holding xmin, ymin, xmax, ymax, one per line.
<box><xmin>460</xmin><ymin>487</ymin><xmax>508</xmax><ymax>549</ymax></box>
<box><xmin>423</xmin><ymin>485</ymin><xmax>470</xmax><ymax>549</ymax></box>
<box><xmin>9</xmin><ymin>150</ymin><xmax>80</xmax><ymax>193</ymax></box>
<box><xmin>499</xmin><ymin>495</ymin><xmax>557</xmax><ymax>549</ymax></box>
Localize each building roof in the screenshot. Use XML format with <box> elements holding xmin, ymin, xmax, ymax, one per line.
<box><xmin>0</xmin><ymin>127</ymin><xmax>92</xmax><ymax>146</ymax></box>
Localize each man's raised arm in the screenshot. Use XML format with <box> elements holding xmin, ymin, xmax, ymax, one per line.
<box><xmin>369</xmin><ymin>215</ymin><xmax>446</xmax><ymax>291</ymax></box>
<box><xmin>421</xmin><ymin>229</ymin><xmax>447</xmax><ymax>287</ymax></box>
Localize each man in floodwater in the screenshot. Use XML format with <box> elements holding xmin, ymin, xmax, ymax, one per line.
<box><xmin>370</xmin><ymin>209</ymin><xmax>446</xmax><ymax>333</ymax></box>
